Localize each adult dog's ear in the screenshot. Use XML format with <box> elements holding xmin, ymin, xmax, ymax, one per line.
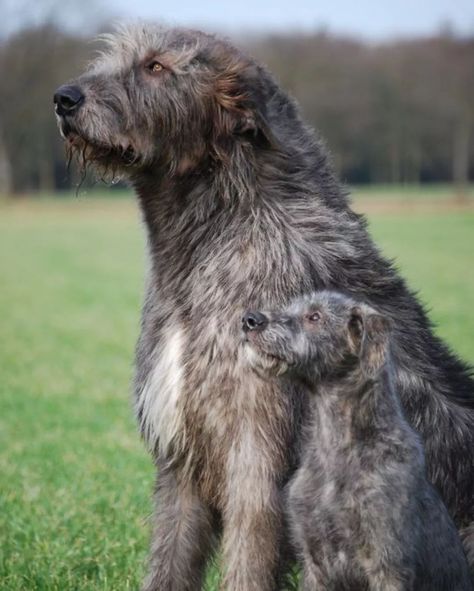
<box><xmin>348</xmin><ymin>306</ymin><xmax>391</xmax><ymax>378</ymax></box>
<box><xmin>213</xmin><ymin>59</ymin><xmax>279</xmax><ymax>156</ymax></box>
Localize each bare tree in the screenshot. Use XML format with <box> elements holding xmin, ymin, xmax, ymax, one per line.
<box><xmin>0</xmin><ymin>120</ymin><xmax>12</xmax><ymax>194</ymax></box>
<box><xmin>0</xmin><ymin>25</ymin><xmax>94</xmax><ymax>192</ymax></box>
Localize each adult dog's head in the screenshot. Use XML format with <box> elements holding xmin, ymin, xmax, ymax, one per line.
<box><xmin>53</xmin><ymin>25</ymin><xmax>279</xmax><ymax>178</ymax></box>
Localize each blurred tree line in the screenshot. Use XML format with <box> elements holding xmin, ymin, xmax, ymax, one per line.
<box><xmin>252</xmin><ymin>31</ymin><xmax>474</xmax><ymax>193</ymax></box>
<box><xmin>0</xmin><ymin>23</ymin><xmax>472</xmax><ymax>195</ymax></box>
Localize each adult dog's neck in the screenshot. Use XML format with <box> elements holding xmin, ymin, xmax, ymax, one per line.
<box><xmin>132</xmin><ymin>126</ymin><xmax>350</xmax><ymax>235</ymax></box>
<box><xmin>131</xmin><ymin>82</ymin><xmax>353</xmax><ymax>232</ymax></box>
<box><xmin>132</xmin><ymin>142</ymin><xmax>254</xmax><ymax>208</ymax></box>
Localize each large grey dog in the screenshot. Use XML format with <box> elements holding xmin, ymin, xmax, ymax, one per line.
<box><xmin>243</xmin><ymin>291</ymin><xmax>473</xmax><ymax>590</ymax></box>
<box><xmin>53</xmin><ymin>25</ymin><xmax>474</xmax><ymax>590</ymax></box>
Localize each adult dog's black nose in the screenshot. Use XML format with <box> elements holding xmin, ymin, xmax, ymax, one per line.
<box><xmin>242</xmin><ymin>311</ymin><xmax>268</xmax><ymax>333</ymax></box>
<box><xmin>53</xmin><ymin>85</ymin><xmax>84</xmax><ymax>116</ymax></box>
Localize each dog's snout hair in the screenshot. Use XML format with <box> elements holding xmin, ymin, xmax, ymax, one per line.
<box><xmin>54</xmin><ymin>24</ymin><xmax>474</xmax><ymax>590</ymax></box>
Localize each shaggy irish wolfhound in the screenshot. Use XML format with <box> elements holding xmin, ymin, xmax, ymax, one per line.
<box><xmin>243</xmin><ymin>291</ymin><xmax>473</xmax><ymax>590</ymax></box>
<box><xmin>53</xmin><ymin>25</ymin><xmax>474</xmax><ymax>590</ymax></box>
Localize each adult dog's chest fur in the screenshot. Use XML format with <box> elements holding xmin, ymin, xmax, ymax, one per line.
<box><xmin>135</xmin><ymin>203</ymin><xmax>315</xmax><ymax>504</ymax></box>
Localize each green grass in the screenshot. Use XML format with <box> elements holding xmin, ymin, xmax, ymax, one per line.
<box><xmin>352</xmin><ymin>182</ymin><xmax>474</xmax><ymax>202</ymax></box>
<box><xmin>0</xmin><ymin>192</ymin><xmax>473</xmax><ymax>590</ymax></box>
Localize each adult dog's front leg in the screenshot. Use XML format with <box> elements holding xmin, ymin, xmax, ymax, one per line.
<box><xmin>142</xmin><ymin>464</ymin><xmax>217</xmax><ymax>591</ymax></box>
<box><xmin>220</xmin><ymin>477</ymin><xmax>284</xmax><ymax>591</ymax></box>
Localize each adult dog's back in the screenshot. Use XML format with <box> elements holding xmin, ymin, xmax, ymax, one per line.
<box><xmin>54</xmin><ymin>25</ymin><xmax>474</xmax><ymax>590</ymax></box>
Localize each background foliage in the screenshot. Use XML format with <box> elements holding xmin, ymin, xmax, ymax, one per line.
<box><xmin>0</xmin><ymin>22</ymin><xmax>473</xmax><ymax>195</ymax></box>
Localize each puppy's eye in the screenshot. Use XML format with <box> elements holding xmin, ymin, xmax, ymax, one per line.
<box><xmin>307</xmin><ymin>312</ymin><xmax>322</xmax><ymax>322</ymax></box>
<box><xmin>146</xmin><ymin>61</ymin><xmax>163</xmax><ymax>73</ymax></box>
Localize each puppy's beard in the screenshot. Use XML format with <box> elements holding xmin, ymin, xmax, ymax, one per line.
<box><xmin>244</xmin><ymin>343</ymin><xmax>289</xmax><ymax>376</ymax></box>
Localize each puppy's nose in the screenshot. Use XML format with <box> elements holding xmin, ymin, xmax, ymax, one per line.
<box><xmin>53</xmin><ymin>85</ymin><xmax>84</xmax><ymax>116</ymax></box>
<box><xmin>242</xmin><ymin>311</ymin><xmax>268</xmax><ymax>333</ymax></box>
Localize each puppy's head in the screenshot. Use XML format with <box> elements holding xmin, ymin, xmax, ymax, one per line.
<box><xmin>242</xmin><ymin>291</ymin><xmax>391</xmax><ymax>383</ymax></box>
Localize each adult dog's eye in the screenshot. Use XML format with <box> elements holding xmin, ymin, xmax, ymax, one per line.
<box><xmin>307</xmin><ymin>312</ymin><xmax>322</xmax><ymax>322</ymax></box>
<box><xmin>146</xmin><ymin>61</ymin><xmax>163</xmax><ymax>73</ymax></box>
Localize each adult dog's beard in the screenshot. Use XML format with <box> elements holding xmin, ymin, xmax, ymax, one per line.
<box><xmin>63</xmin><ymin>129</ymin><xmax>139</xmax><ymax>186</ymax></box>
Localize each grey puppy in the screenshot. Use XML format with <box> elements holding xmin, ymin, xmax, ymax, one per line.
<box><xmin>53</xmin><ymin>25</ymin><xmax>474</xmax><ymax>590</ymax></box>
<box><xmin>243</xmin><ymin>291</ymin><xmax>473</xmax><ymax>591</ymax></box>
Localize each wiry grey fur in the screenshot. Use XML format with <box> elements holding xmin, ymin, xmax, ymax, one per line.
<box><xmin>244</xmin><ymin>291</ymin><xmax>473</xmax><ymax>590</ymax></box>
<box><xmin>54</xmin><ymin>24</ymin><xmax>474</xmax><ymax>590</ymax></box>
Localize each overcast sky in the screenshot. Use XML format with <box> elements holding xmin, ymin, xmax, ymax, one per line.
<box><xmin>106</xmin><ymin>0</ymin><xmax>474</xmax><ymax>39</ymax></box>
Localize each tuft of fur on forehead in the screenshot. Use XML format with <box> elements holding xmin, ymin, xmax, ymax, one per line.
<box><xmin>286</xmin><ymin>290</ymin><xmax>358</xmax><ymax>314</ymax></box>
<box><xmin>90</xmin><ymin>24</ymin><xmax>212</xmax><ymax>74</ymax></box>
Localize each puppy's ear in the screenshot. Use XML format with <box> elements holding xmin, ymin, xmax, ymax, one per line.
<box><xmin>349</xmin><ymin>307</ymin><xmax>391</xmax><ymax>378</ymax></box>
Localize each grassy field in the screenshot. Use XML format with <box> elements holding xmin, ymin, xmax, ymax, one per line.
<box><xmin>0</xmin><ymin>189</ymin><xmax>473</xmax><ymax>590</ymax></box>
<box><xmin>352</xmin><ymin>182</ymin><xmax>474</xmax><ymax>202</ymax></box>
